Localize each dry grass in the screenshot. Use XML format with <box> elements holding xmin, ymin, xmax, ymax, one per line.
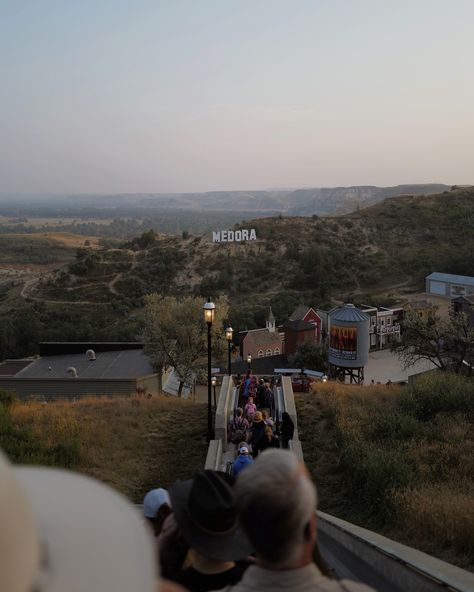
<box><xmin>8</xmin><ymin>395</ymin><xmax>208</xmax><ymax>502</ymax></box>
<box><xmin>296</xmin><ymin>376</ymin><xmax>474</xmax><ymax>570</ymax></box>
<box><xmin>394</xmin><ymin>484</ymin><xmax>474</xmax><ymax>563</ymax></box>
<box><xmin>2</xmin><ymin>232</ymin><xmax>100</xmax><ymax>248</ymax></box>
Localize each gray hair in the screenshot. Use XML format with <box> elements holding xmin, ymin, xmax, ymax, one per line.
<box><xmin>235</xmin><ymin>449</ymin><xmax>317</xmax><ymax>565</ymax></box>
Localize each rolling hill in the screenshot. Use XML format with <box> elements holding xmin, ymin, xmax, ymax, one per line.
<box><xmin>0</xmin><ymin>186</ymin><xmax>472</xmax><ymax>360</ymax></box>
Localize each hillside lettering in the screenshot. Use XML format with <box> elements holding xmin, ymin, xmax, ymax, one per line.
<box><xmin>212</xmin><ymin>229</ymin><xmax>257</xmax><ymax>243</ymax></box>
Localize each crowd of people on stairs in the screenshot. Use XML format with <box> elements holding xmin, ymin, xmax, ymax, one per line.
<box><xmin>0</xmin><ymin>369</ymin><xmax>380</xmax><ymax>592</ymax></box>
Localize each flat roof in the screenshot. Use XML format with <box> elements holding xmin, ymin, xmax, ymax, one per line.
<box><xmin>16</xmin><ymin>349</ymin><xmax>154</xmax><ymax>379</ymax></box>
<box><xmin>426</xmin><ymin>272</ymin><xmax>474</xmax><ymax>286</ymax></box>
<box><xmin>0</xmin><ymin>360</ymin><xmax>33</xmax><ymax>376</ymax></box>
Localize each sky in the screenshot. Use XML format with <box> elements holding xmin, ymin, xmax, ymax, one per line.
<box><xmin>1</xmin><ymin>0</ymin><xmax>473</xmax><ymax>194</ymax></box>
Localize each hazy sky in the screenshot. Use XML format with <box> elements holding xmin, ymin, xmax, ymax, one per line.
<box><xmin>1</xmin><ymin>0</ymin><xmax>473</xmax><ymax>193</ymax></box>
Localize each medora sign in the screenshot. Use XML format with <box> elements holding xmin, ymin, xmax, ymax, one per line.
<box><xmin>212</xmin><ymin>229</ymin><xmax>257</xmax><ymax>243</ymax></box>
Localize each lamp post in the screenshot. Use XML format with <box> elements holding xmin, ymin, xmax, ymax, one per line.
<box><xmin>246</xmin><ymin>354</ymin><xmax>252</xmax><ymax>372</ymax></box>
<box><xmin>225</xmin><ymin>326</ymin><xmax>233</xmax><ymax>376</ymax></box>
<box><xmin>211</xmin><ymin>375</ymin><xmax>217</xmax><ymax>410</ymax></box>
<box><xmin>203</xmin><ymin>298</ymin><xmax>215</xmax><ymax>442</ymax></box>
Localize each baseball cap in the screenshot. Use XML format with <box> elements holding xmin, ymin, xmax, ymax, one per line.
<box><xmin>12</xmin><ymin>465</ymin><xmax>159</xmax><ymax>592</ymax></box>
<box><xmin>143</xmin><ymin>487</ymin><xmax>171</xmax><ymax>518</ymax></box>
<box><xmin>0</xmin><ymin>450</ymin><xmax>39</xmax><ymax>592</ymax></box>
<box><xmin>239</xmin><ymin>446</ymin><xmax>249</xmax><ymax>454</ymax></box>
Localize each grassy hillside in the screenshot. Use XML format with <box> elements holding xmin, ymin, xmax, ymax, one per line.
<box><xmin>296</xmin><ymin>374</ymin><xmax>474</xmax><ymax>570</ymax></box>
<box><xmin>1</xmin><ymin>186</ymin><xmax>473</xmax><ymax>359</ymax></box>
<box><xmin>2</xmin><ymin>395</ymin><xmax>207</xmax><ymax>502</ymax></box>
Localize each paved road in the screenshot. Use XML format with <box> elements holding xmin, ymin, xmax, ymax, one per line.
<box><xmin>364</xmin><ymin>349</ymin><xmax>436</xmax><ymax>384</ymax></box>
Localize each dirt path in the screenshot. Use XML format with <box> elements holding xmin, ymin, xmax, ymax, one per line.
<box><xmin>20</xmin><ymin>276</ymin><xmax>99</xmax><ymax>306</ymax></box>
<box><xmin>19</xmin><ymin>250</ymin><xmax>140</xmax><ymax>304</ymax></box>
<box><xmin>108</xmin><ymin>251</ymin><xmax>138</xmax><ymax>295</ymax></box>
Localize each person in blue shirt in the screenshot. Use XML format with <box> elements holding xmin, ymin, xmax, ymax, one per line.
<box><xmin>232</xmin><ymin>447</ymin><xmax>253</xmax><ymax>477</ymax></box>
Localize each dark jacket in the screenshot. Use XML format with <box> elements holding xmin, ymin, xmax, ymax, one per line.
<box><xmin>249</xmin><ymin>421</ymin><xmax>266</xmax><ymax>456</ymax></box>
<box><xmin>280</xmin><ymin>419</ymin><xmax>294</xmax><ymax>449</ymax></box>
<box><xmin>259</xmin><ymin>435</ymin><xmax>280</xmax><ymax>452</ymax></box>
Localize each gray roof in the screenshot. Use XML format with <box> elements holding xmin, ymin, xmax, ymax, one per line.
<box><xmin>426</xmin><ymin>272</ymin><xmax>474</xmax><ymax>286</ymax></box>
<box><xmin>16</xmin><ymin>349</ymin><xmax>154</xmax><ymax>379</ymax></box>
<box><xmin>330</xmin><ymin>304</ymin><xmax>369</xmax><ymax>323</ymax></box>
<box><xmin>283</xmin><ymin>319</ymin><xmax>315</xmax><ymax>331</ymax></box>
<box><xmin>289</xmin><ymin>304</ymin><xmax>310</xmax><ymax>321</ymax></box>
<box><xmin>0</xmin><ymin>360</ymin><xmax>33</xmax><ymax>376</ymax></box>
<box><xmin>452</xmin><ymin>295</ymin><xmax>474</xmax><ymax>304</ymax></box>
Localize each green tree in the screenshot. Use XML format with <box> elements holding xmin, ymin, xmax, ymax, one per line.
<box><xmin>141</xmin><ymin>294</ymin><xmax>229</xmax><ymax>396</ymax></box>
<box><xmin>393</xmin><ymin>311</ymin><xmax>474</xmax><ymax>374</ymax></box>
<box><xmin>289</xmin><ymin>342</ymin><xmax>328</xmax><ymax>372</ymax></box>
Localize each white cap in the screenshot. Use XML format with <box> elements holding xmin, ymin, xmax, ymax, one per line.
<box><xmin>143</xmin><ymin>487</ymin><xmax>171</xmax><ymax>518</ymax></box>
<box><xmin>13</xmin><ymin>466</ymin><xmax>158</xmax><ymax>592</ymax></box>
<box><xmin>239</xmin><ymin>447</ymin><xmax>249</xmax><ymax>454</ymax></box>
<box><xmin>0</xmin><ymin>450</ymin><xmax>40</xmax><ymax>592</ymax></box>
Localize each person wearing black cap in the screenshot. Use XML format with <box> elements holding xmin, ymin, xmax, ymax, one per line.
<box><xmin>169</xmin><ymin>470</ymin><xmax>253</xmax><ymax>592</ymax></box>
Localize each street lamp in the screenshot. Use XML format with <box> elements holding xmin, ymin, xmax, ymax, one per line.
<box><xmin>246</xmin><ymin>354</ymin><xmax>252</xmax><ymax>372</ymax></box>
<box><xmin>225</xmin><ymin>326</ymin><xmax>233</xmax><ymax>376</ymax></box>
<box><xmin>211</xmin><ymin>375</ymin><xmax>217</xmax><ymax>410</ymax></box>
<box><xmin>203</xmin><ymin>298</ymin><xmax>215</xmax><ymax>442</ymax></box>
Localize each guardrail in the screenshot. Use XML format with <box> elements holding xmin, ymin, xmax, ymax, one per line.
<box><xmin>205</xmin><ymin>376</ymin><xmax>237</xmax><ymax>471</ymax></box>
<box><xmin>317</xmin><ymin>512</ymin><xmax>474</xmax><ymax>592</ymax></box>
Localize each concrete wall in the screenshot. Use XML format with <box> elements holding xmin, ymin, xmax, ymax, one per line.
<box><xmin>280</xmin><ymin>375</ymin><xmax>299</xmax><ymax>438</ymax></box>
<box><xmin>136</xmin><ymin>373</ymin><xmax>159</xmax><ymax>395</ymax></box>
<box><xmin>204</xmin><ymin>439</ymin><xmax>222</xmax><ymax>471</ymax></box>
<box><xmin>214</xmin><ymin>375</ymin><xmax>235</xmax><ymax>451</ymax></box>
<box><xmin>317</xmin><ymin>511</ymin><xmax>474</xmax><ymax>592</ymax></box>
<box><xmin>0</xmin><ymin>378</ymin><xmax>138</xmax><ymax>400</ymax></box>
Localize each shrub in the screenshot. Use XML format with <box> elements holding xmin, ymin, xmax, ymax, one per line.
<box><xmin>0</xmin><ymin>389</ymin><xmax>17</xmax><ymax>409</ymax></box>
<box><xmin>400</xmin><ymin>374</ymin><xmax>474</xmax><ymax>420</ymax></box>
<box><xmin>339</xmin><ymin>438</ymin><xmax>414</xmax><ymax>524</ymax></box>
<box><xmin>368</xmin><ymin>411</ymin><xmax>420</xmax><ymax>442</ymax></box>
<box><xmin>0</xmin><ymin>404</ymin><xmax>81</xmax><ymax>467</ymax></box>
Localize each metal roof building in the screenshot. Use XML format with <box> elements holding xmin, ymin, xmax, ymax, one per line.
<box><xmin>425</xmin><ymin>272</ymin><xmax>474</xmax><ymax>298</ymax></box>
<box><xmin>0</xmin><ymin>343</ymin><xmax>158</xmax><ymax>400</ymax></box>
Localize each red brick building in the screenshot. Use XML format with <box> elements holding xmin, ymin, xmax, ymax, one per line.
<box><xmin>240</xmin><ymin>308</ymin><xmax>284</xmax><ymax>359</ymax></box>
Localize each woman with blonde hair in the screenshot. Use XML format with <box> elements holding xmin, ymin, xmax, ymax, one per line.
<box><xmin>260</xmin><ymin>425</ymin><xmax>280</xmax><ymax>452</ymax></box>
<box><xmin>249</xmin><ymin>411</ymin><xmax>266</xmax><ymax>458</ymax></box>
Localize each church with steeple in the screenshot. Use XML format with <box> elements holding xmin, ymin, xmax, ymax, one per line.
<box><xmin>239</xmin><ymin>307</ymin><xmax>284</xmax><ymax>360</ymax></box>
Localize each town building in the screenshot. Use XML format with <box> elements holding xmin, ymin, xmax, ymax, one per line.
<box><xmin>452</xmin><ymin>295</ymin><xmax>474</xmax><ymax>326</ymax></box>
<box><xmin>283</xmin><ymin>319</ymin><xmax>318</xmax><ymax>357</ymax></box>
<box><xmin>0</xmin><ymin>342</ymin><xmax>158</xmax><ymax>400</ymax></box>
<box><xmin>239</xmin><ymin>308</ymin><xmax>284</xmax><ymax>360</ymax></box>
<box><xmin>425</xmin><ymin>272</ymin><xmax>474</xmax><ymax>298</ymax></box>
<box><xmin>359</xmin><ymin>305</ymin><xmax>403</xmax><ymax>350</ymax></box>
<box><xmin>288</xmin><ymin>305</ymin><xmax>323</xmax><ymax>343</ymax></box>
<box><xmin>403</xmin><ymin>300</ymin><xmax>437</xmax><ymax>322</ymax></box>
